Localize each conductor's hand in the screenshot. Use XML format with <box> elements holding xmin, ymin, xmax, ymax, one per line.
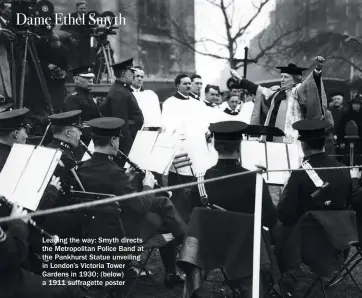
<box><xmin>315</xmin><ymin>56</ymin><xmax>324</xmax><ymax>71</ymax></box>
<box><xmin>125</xmin><ymin>167</ymin><xmax>137</xmax><ymax>181</ymax></box>
<box><xmin>351</xmin><ymin>167</ymin><xmax>362</xmax><ymax>179</ymax></box>
<box><xmin>50</xmin><ymin>176</ymin><xmax>62</xmax><ymax>191</ymax></box>
<box><xmin>11</xmin><ymin>204</ymin><xmax>30</xmax><ymax>224</ymax></box>
<box><xmin>142</xmin><ymin>171</ymin><xmax>157</xmax><ymax>189</ymax></box>
<box><xmin>230</xmin><ymin>69</ymin><xmax>242</xmax><ymax>81</ymax></box>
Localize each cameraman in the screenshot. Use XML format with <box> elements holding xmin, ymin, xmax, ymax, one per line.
<box><xmin>61</xmin><ymin>0</ymin><xmax>92</xmax><ymax>69</ymax></box>
<box><xmin>36</xmin><ymin>34</ymin><xmax>68</xmax><ymax>113</ymax></box>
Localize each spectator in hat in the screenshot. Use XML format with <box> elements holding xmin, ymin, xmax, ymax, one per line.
<box><xmin>337</xmin><ymin>94</ymin><xmax>362</xmax><ymax>162</ymax></box>
<box><xmin>100</xmin><ymin>58</ymin><xmax>144</xmax><ymax>163</ymax></box>
<box><xmin>328</xmin><ymin>92</ymin><xmax>347</xmax><ymax>141</ymax></box>
<box><xmin>60</xmin><ymin>0</ymin><xmax>92</xmax><ymax>68</ymax></box>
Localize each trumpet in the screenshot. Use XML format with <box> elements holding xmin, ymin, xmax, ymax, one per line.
<box><xmin>0</xmin><ymin>196</ymin><xmax>60</xmax><ymax>244</ymax></box>
<box><xmin>78</xmin><ymin>141</ymin><xmax>172</xmax><ymax>198</ymax></box>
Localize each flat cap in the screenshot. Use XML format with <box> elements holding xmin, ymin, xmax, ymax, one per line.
<box><xmin>87</xmin><ymin>117</ymin><xmax>125</xmax><ymax>136</ymax></box>
<box><xmin>276</xmin><ymin>63</ymin><xmax>308</xmax><ymax>76</ymax></box>
<box><xmin>0</xmin><ymin>108</ymin><xmax>29</xmax><ymax>131</ymax></box>
<box><xmin>48</xmin><ymin>110</ymin><xmax>82</xmax><ymax>128</ymax></box>
<box><xmin>70</xmin><ymin>66</ymin><xmax>94</xmax><ymax>78</ymax></box>
<box><xmin>111</xmin><ymin>58</ymin><xmax>137</xmax><ymax>72</ymax></box>
<box><xmin>292</xmin><ymin>119</ymin><xmax>330</xmax><ymax>141</ymax></box>
<box><xmin>209</xmin><ymin>121</ymin><xmax>248</xmax><ymax>141</ymax></box>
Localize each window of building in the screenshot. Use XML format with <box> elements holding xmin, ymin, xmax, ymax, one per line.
<box><xmin>138</xmin><ymin>0</ymin><xmax>169</xmax><ymax>30</ymax></box>
<box><xmin>139</xmin><ymin>41</ymin><xmax>172</xmax><ymax>76</ymax></box>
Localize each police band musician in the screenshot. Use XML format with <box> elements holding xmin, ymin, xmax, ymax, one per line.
<box><xmin>77</xmin><ymin>117</ymin><xmax>186</xmax><ymax>287</ymax></box>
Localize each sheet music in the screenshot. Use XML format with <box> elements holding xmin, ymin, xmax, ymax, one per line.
<box><xmin>0</xmin><ymin>144</ymin><xmax>34</xmax><ymax>199</ymax></box>
<box><xmin>0</xmin><ymin>144</ymin><xmax>62</xmax><ymax>211</ymax></box>
<box><xmin>127</xmin><ymin>131</ymin><xmax>159</xmax><ymax>169</ymax></box>
<box><xmin>81</xmin><ymin>140</ymin><xmax>94</xmax><ymax>161</ymax></box>
<box><xmin>240</xmin><ymin>141</ymin><xmax>267</xmax><ymax>171</ymax></box>
<box><xmin>126</xmin><ymin>131</ymin><xmax>177</xmax><ymax>174</ymax></box>
<box><xmin>266</xmin><ymin>142</ymin><xmax>289</xmax><ymax>185</ymax></box>
<box><xmin>184</xmin><ymin>136</ymin><xmax>218</xmax><ymax>175</ymax></box>
<box><xmin>240</xmin><ymin>141</ymin><xmax>303</xmax><ymax>185</ymax></box>
<box><xmin>287</xmin><ymin>143</ymin><xmax>304</xmax><ymax>169</ymax></box>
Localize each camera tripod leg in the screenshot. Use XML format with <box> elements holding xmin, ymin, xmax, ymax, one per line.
<box><xmin>9</xmin><ymin>39</ymin><xmax>17</xmax><ymax>108</ymax></box>
<box><xmin>106</xmin><ymin>44</ymin><xmax>114</xmax><ymax>79</ymax></box>
<box><xmin>28</xmin><ymin>41</ymin><xmax>54</xmax><ymax>114</ymax></box>
<box><xmin>19</xmin><ymin>34</ymin><xmax>30</xmax><ymax>109</ymax></box>
<box><xmin>101</xmin><ymin>45</ymin><xmax>112</xmax><ymax>82</ymax></box>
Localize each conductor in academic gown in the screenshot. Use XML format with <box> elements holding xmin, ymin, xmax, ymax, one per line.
<box><xmin>230</xmin><ymin>57</ymin><xmax>332</xmax><ymax>144</ymax></box>
<box><xmin>187</xmin><ymin>121</ymin><xmax>277</xmax><ymax>228</ymax></box>
<box><xmin>100</xmin><ymin>58</ymin><xmax>144</xmax><ymax>161</ymax></box>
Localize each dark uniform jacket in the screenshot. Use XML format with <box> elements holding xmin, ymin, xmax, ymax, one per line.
<box><xmin>43</xmin><ymin>139</ymin><xmax>81</xmax><ymax>237</ymax></box>
<box><xmin>0</xmin><ymin>221</ymin><xmax>82</xmax><ymax>298</ymax></box>
<box><xmin>187</xmin><ymin>159</ymin><xmax>277</xmax><ymax>228</ymax></box>
<box><xmin>63</xmin><ymin>86</ymin><xmax>101</xmax><ymax>122</ymax></box>
<box><xmin>0</xmin><ymin>142</ymin><xmax>11</xmax><ymax>172</ymax></box>
<box><xmin>100</xmin><ymin>80</ymin><xmax>144</xmax><ymax>156</ymax></box>
<box><xmin>63</xmin><ymin>86</ymin><xmax>101</xmax><ymax>160</ymax></box>
<box><xmin>277</xmin><ymin>152</ymin><xmax>351</xmax><ymax>226</ymax></box>
<box><xmin>77</xmin><ymin>152</ymin><xmax>154</xmax><ymax>238</ymax></box>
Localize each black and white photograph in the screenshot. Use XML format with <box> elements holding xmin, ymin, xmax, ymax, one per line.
<box><xmin>0</xmin><ymin>0</ymin><xmax>362</xmax><ymax>297</ymax></box>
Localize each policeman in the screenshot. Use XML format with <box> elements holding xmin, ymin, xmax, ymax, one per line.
<box><xmin>63</xmin><ymin>66</ymin><xmax>101</xmax><ymax>122</ymax></box>
<box><xmin>77</xmin><ymin>117</ymin><xmax>186</xmax><ymax>287</ymax></box>
<box><xmin>187</xmin><ymin>121</ymin><xmax>277</xmax><ymax>228</ymax></box>
<box><xmin>43</xmin><ymin>111</ymin><xmax>83</xmax><ymax>237</ymax></box>
<box><xmin>63</xmin><ymin>66</ymin><xmax>100</xmax><ymax>160</ymax></box>
<box><xmin>100</xmin><ymin>58</ymin><xmax>144</xmax><ymax>162</ymax></box>
<box><xmin>0</xmin><ymin>108</ymin><xmax>29</xmax><ymax>171</ymax></box>
<box><xmin>277</xmin><ymin>120</ymin><xmax>351</xmax><ymax>226</ymax></box>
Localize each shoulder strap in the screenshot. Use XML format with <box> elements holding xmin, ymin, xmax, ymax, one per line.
<box><xmin>301</xmin><ymin>161</ymin><xmax>324</xmax><ymax>187</ymax></box>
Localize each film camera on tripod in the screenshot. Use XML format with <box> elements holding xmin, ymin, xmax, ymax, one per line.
<box><xmin>85</xmin><ymin>10</ymin><xmax>119</xmax><ymax>83</ymax></box>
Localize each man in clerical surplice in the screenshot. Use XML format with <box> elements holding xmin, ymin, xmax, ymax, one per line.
<box><xmin>131</xmin><ymin>66</ymin><xmax>162</xmax><ymax>128</ymax></box>
<box><xmin>162</xmin><ymin>74</ymin><xmax>211</xmax><ymax>220</ymax></box>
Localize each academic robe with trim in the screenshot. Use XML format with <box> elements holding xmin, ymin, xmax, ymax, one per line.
<box><xmin>246</xmin><ymin>71</ymin><xmax>329</xmax><ymax>143</ymax></box>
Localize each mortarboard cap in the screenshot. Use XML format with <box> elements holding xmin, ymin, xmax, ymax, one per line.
<box><xmin>71</xmin><ymin>66</ymin><xmax>94</xmax><ymax>78</ymax></box>
<box><xmin>111</xmin><ymin>58</ymin><xmax>137</xmax><ymax>72</ymax></box>
<box><xmin>87</xmin><ymin>117</ymin><xmax>125</xmax><ymax>137</ymax></box>
<box><xmin>0</xmin><ymin>108</ymin><xmax>29</xmax><ymax>131</ymax></box>
<box><xmin>48</xmin><ymin>110</ymin><xmax>83</xmax><ymax>128</ymax></box>
<box><xmin>292</xmin><ymin>119</ymin><xmax>330</xmax><ymax>141</ymax></box>
<box><xmin>209</xmin><ymin>121</ymin><xmax>248</xmax><ymax>141</ymax></box>
<box><xmin>275</xmin><ymin>63</ymin><xmax>308</xmax><ymax>76</ymax></box>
